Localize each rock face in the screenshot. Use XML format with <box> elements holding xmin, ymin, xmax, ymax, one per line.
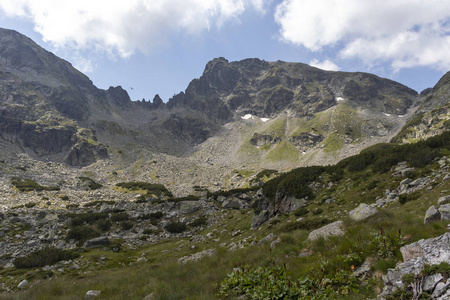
<box><xmin>381</xmin><ymin>232</ymin><xmax>450</xmax><ymax>299</ymax></box>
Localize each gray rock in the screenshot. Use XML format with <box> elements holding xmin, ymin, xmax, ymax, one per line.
<box><xmin>85</xmin><ymin>290</ymin><xmax>101</xmax><ymax>299</ymax></box>
<box><xmin>432</xmin><ymin>281</ymin><xmax>450</xmax><ymax>299</ymax></box>
<box><xmin>308</xmin><ymin>220</ymin><xmax>345</xmax><ymax>241</ymax></box>
<box><xmin>258</xmin><ymin>233</ymin><xmax>276</xmax><ymax>244</ymax></box>
<box><xmin>423</xmin><ymin>273</ymin><xmax>443</xmax><ymax>292</ymax></box>
<box><xmin>174</xmin><ymin>201</ymin><xmax>201</xmax><ymax>214</ymax></box>
<box><xmin>439</xmin><ymin>204</ymin><xmax>450</xmax><ymax>220</ymax></box>
<box><xmin>348</xmin><ymin>203</ymin><xmax>378</xmax><ymax>221</ymax></box>
<box><xmin>381</xmin><ymin>232</ymin><xmax>450</xmax><ymax>299</ymax></box>
<box><xmin>83</xmin><ymin>236</ymin><xmax>110</xmax><ymax>249</ymax></box>
<box><xmin>17</xmin><ymin>279</ymin><xmax>28</xmax><ymax>290</ymax></box>
<box><xmin>400</xmin><ymin>178</ymin><xmax>412</xmax><ymax>185</ymax></box>
<box><xmin>409</xmin><ymin>178</ymin><xmax>424</xmax><ymax>187</ymax></box>
<box><xmin>437</xmin><ymin>195</ymin><xmax>450</xmax><ymax>206</ymax></box>
<box><xmin>424</xmin><ymin>205</ymin><xmax>441</xmax><ymax>224</ymax></box>
<box><xmin>222</xmin><ymin>198</ymin><xmax>246</xmax><ymax>209</ymax></box>
<box><xmin>178</xmin><ymin>249</ymin><xmax>215</xmax><ymax>264</ymax></box>
<box><xmin>251</xmin><ymin>210</ymin><xmax>270</xmax><ymax>228</ymax></box>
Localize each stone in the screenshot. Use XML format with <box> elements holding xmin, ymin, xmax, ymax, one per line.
<box><xmin>258</xmin><ymin>233</ymin><xmax>275</xmax><ymax>244</ymax></box>
<box><xmin>85</xmin><ymin>290</ymin><xmax>101</xmax><ymax>299</ymax></box>
<box><xmin>348</xmin><ymin>203</ymin><xmax>378</xmax><ymax>221</ymax></box>
<box><xmin>400</xmin><ymin>178</ymin><xmax>412</xmax><ymax>185</ymax></box>
<box><xmin>251</xmin><ymin>210</ymin><xmax>270</xmax><ymax>228</ymax></box>
<box><xmin>174</xmin><ymin>201</ymin><xmax>201</xmax><ymax>214</ymax></box>
<box><xmin>424</xmin><ymin>205</ymin><xmax>441</xmax><ymax>224</ymax></box>
<box><xmin>308</xmin><ymin>220</ymin><xmax>345</xmax><ymax>241</ymax></box>
<box><xmin>82</xmin><ymin>236</ymin><xmax>110</xmax><ymax>249</ymax></box>
<box><xmin>17</xmin><ymin>279</ymin><xmax>28</xmax><ymax>290</ymax></box>
<box><xmin>381</xmin><ymin>232</ymin><xmax>450</xmax><ymax>299</ymax></box>
<box><xmin>423</xmin><ymin>273</ymin><xmax>443</xmax><ymax>292</ymax></box>
<box><xmin>437</xmin><ymin>195</ymin><xmax>450</xmax><ymax>206</ymax></box>
<box><xmin>222</xmin><ymin>198</ymin><xmax>246</xmax><ymax>209</ymax></box>
<box><xmin>178</xmin><ymin>249</ymin><xmax>215</xmax><ymax>264</ymax></box>
<box><xmin>438</xmin><ymin>204</ymin><xmax>450</xmax><ymax>220</ymax></box>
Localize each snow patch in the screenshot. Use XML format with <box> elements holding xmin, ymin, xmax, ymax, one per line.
<box><xmin>398</xmin><ymin>115</ymin><xmax>404</xmax><ymax>118</ymax></box>
<box><xmin>261</xmin><ymin>118</ymin><xmax>270</xmax><ymax>122</ymax></box>
<box><xmin>384</xmin><ymin>113</ymin><xmax>391</xmax><ymax>116</ymax></box>
<box><xmin>336</xmin><ymin>97</ymin><xmax>344</xmax><ymax>102</ymax></box>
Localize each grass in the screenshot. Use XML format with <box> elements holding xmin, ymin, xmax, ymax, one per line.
<box><xmin>264</xmin><ymin>140</ymin><xmax>299</xmax><ymax>163</ymax></box>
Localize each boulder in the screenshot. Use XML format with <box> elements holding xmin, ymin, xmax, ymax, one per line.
<box><xmin>381</xmin><ymin>232</ymin><xmax>450</xmax><ymax>299</ymax></box>
<box><xmin>82</xmin><ymin>236</ymin><xmax>110</xmax><ymax>249</ymax></box>
<box><xmin>438</xmin><ymin>204</ymin><xmax>450</xmax><ymax>220</ymax></box>
<box><xmin>308</xmin><ymin>220</ymin><xmax>345</xmax><ymax>241</ymax></box>
<box><xmin>424</xmin><ymin>205</ymin><xmax>441</xmax><ymax>224</ymax></box>
<box><xmin>85</xmin><ymin>290</ymin><xmax>101</xmax><ymax>299</ymax></box>
<box><xmin>437</xmin><ymin>195</ymin><xmax>450</xmax><ymax>206</ymax></box>
<box><xmin>178</xmin><ymin>249</ymin><xmax>215</xmax><ymax>264</ymax></box>
<box><xmin>174</xmin><ymin>201</ymin><xmax>201</xmax><ymax>214</ymax></box>
<box><xmin>222</xmin><ymin>198</ymin><xmax>246</xmax><ymax>209</ymax></box>
<box><xmin>348</xmin><ymin>203</ymin><xmax>378</xmax><ymax>221</ymax></box>
<box><xmin>17</xmin><ymin>279</ymin><xmax>28</xmax><ymax>290</ymax></box>
<box><xmin>251</xmin><ymin>210</ymin><xmax>270</xmax><ymax>229</ymax></box>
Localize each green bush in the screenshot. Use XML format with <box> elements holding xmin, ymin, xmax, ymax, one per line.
<box><xmin>13</xmin><ymin>247</ymin><xmax>79</xmax><ymax>269</ymax></box>
<box><xmin>116</xmin><ymin>182</ymin><xmax>173</xmax><ymax>197</ymax></box>
<box><xmin>66</xmin><ymin>225</ymin><xmax>100</xmax><ymax>243</ymax></box>
<box><xmin>79</xmin><ymin>177</ymin><xmax>103</xmax><ymax>190</ymax></box>
<box><xmin>25</xmin><ymin>202</ymin><xmax>37</xmax><ymax>208</ymax></box>
<box><xmin>165</xmin><ymin>222</ymin><xmax>187</xmax><ymax>233</ymax></box>
<box><xmin>120</xmin><ymin>221</ymin><xmax>134</xmax><ymax>230</ymax></box>
<box><xmin>11</xmin><ymin>178</ymin><xmax>60</xmax><ymax>192</ymax></box>
<box><xmin>69</xmin><ymin>212</ymin><xmax>109</xmax><ymax>226</ymax></box>
<box><xmin>97</xmin><ymin>219</ymin><xmax>112</xmax><ymax>232</ymax></box>
<box><xmin>111</xmin><ymin>212</ymin><xmax>129</xmax><ymax>222</ymax></box>
<box><xmin>293</xmin><ymin>207</ymin><xmax>309</xmax><ymax>217</ymax></box>
<box><xmin>191</xmin><ymin>216</ymin><xmax>208</xmax><ymax>227</ymax></box>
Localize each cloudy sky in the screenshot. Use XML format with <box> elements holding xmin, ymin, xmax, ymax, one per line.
<box><xmin>1</xmin><ymin>0</ymin><xmax>450</xmax><ymax>101</ymax></box>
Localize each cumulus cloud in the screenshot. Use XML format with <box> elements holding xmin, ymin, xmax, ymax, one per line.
<box><xmin>0</xmin><ymin>0</ymin><xmax>262</xmax><ymax>57</ymax></box>
<box><xmin>309</xmin><ymin>59</ymin><xmax>339</xmax><ymax>71</ymax></box>
<box><xmin>275</xmin><ymin>0</ymin><xmax>450</xmax><ymax>71</ymax></box>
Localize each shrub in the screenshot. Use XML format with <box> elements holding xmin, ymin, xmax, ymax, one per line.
<box><xmin>293</xmin><ymin>207</ymin><xmax>309</xmax><ymax>217</ymax></box>
<box><xmin>191</xmin><ymin>216</ymin><xmax>208</xmax><ymax>227</ymax></box>
<box><xmin>111</xmin><ymin>212</ymin><xmax>129</xmax><ymax>222</ymax></box>
<box><xmin>66</xmin><ymin>225</ymin><xmax>100</xmax><ymax>243</ymax></box>
<box><xmin>168</xmin><ymin>195</ymin><xmax>200</xmax><ymax>202</ymax></box>
<box><xmin>11</xmin><ymin>178</ymin><xmax>60</xmax><ymax>192</ymax></box>
<box><xmin>97</xmin><ymin>219</ymin><xmax>112</xmax><ymax>232</ymax></box>
<box><xmin>120</xmin><ymin>221</ymin><xmax>134</xmax><ymax>230</ymax></box>
<box><xmin>25</xmin><ymin>202</ymin><xmax>37</xmax><ymax>208</ymax></box>
<box><xmin>79</xmin><ymin>176</ymin><xmax>103</xmax><ymax>190</ymax></box>
<box><xmin>13</xmin><ymin>247</ymin><xmax>79</xmax><ymax>269</ymax></box>
<box><xmin>116</xmin><ymin>182</ymin><xmax>173</xmax><ymax>197</ymax></box>
<box><xmin>165</xmin><ymin>222</ymin><xmax>187</xmax><ymax>233</ymax></box>
<box><xmin>69</xmin><ymin>212</ymin><xmax>109</xmax><ymax>226</ymax></box>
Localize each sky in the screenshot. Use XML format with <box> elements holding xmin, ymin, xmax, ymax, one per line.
<box><xmin>1</xmin><ymin>0</ymin><xmax>450</xmax><ymax>102</ymax></box>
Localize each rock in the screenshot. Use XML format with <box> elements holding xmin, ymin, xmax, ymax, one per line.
<box><xmin>222</xmin><ymin>198</ymin><xmax>246</xmax><ymax>209</ymax></box>
<box><xmin>443</xmin><ymin>174</ymin><xmax>450</xmax><ymax>181</ymax></box>
<box><xmin>178</xmin><ymin>249</ymin><xmax>215</xmax><ymax>264</ymax></box>
<box><xmin>308</xmin><ymin>220</ymin><xmax>345</xmax><ymax>241</ymax></box>
<box><xmin>439</xmin><ymin>204</ymin><xmax>450</xmax><ymax>220</ymax></box>
<box><xmin>400</xmin><ymin>178</ymin><xmax>412</xmax><ymax>185</ymax></box>
<box><xmin>438</xmin><ymin>195</ymin><xmax>450</xmax><ymax>206</ymax></box>
<box><xmin>82</xmin><ymin>236</ymin><xmax>110</xmax><ymax>249</ymax></box>
<box><xmin>251</xmin><ymin>210</ymin><xmax>270</xmax><ymax>228</ymax></box>
<box><xmin>381</xmin><ymin>232</ymin><xmax>450</xmax><ymax>299</ymax></box>
<box><xmin>423</xmin><ymin>273</ymin><xmax>443</xmax><ymax>292</ymax></box>
<box><xmin>17</xmin><ymin>279</ymin><xmax>28</xmax><ymax>290</ymax></box>
<box><xmin>348</xmin><ymin>203</ymin><xmax>378</xmax><ymax>221</ymax></box>
<box><xmin>174</xmin><ymin>201</ymin><xmax>201</xmax><ymax>214</ymax></box>
<box><xmin>424</xmin><ymin>205</ymin><xmax>441</xmax><ymax>224</ymax></box>
<box><xmin>85</xmin><ymin>290</ymin><xmax>101</xmax><ymax>299</ymax></box>
<box><xmin>258</xmin><ymin>233</ymin><xmax>276</xmax><ymax>244</ymax></box>
<box><xmin>409</xmin><ymin>178</ymin><xmax>424</xmax><ymax>187</ymax></box>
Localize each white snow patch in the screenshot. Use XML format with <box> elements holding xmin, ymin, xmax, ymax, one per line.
<box><xmin>398</xmin><ymin>115</ymin><xmax>404</xmax><ymax>118</ymax></box>
<box><xmin>384</xmin><ymin>113</ymin><xmax>391</xmax><ymax>116</ymax></box>
<box><xmin>336</xmin><ymin>97</ymin><xmax>344</xmax><ymax>102</ymax></box>
<box><xmin>261</xmin><ymin>118</ymin><xmax>270</xmax><ymax>122</ymax></box>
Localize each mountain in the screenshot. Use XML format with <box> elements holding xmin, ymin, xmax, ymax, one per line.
<box><xmin>1</xmin><ymin>28</ymin><xmax>450</xmax><ymax>299</ymax></box>
<box><xmin>0</xmin><ymin>27</ymin><xmax>442</xmax><ymax>196</ymax></box>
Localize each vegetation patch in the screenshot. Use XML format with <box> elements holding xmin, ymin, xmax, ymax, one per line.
<box><xmin>78</xmin><ymin>176</ymin><xmax>103</xmax><ymax>190</ymax></box>
<box><xmin>165</xmin><ymin>222</ymin><xmax>187</xmax><ymax>233</ymax></box>
<box><xmin>13</xmin><ymin>247</ymin><xmax>79</xmax><ymax>269</ymax></box>
<box><xmin>280</xmin><ymin>217</ymin><xmax>333</xmax><ymax>232</ymax></box>
<box><xmin>11</xmin><ymin>177</ymin><xmax>60</xmax><ymax>192</ymax></box>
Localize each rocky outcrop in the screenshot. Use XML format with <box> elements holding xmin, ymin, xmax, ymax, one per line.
<box><xmin>250</xmin><ymin>133</ymin><xmax>281</xmax><ymax>147</ymax></box>
<box><xmin>349</xmin><ymin>203</ymin><xmax>378</xmax><ymax>221</ymax></box>
<box><xmin>288</xmin><ymin>133</ymin><xmax>324</xmax><ymax>151</ymax></box>
<box><xmin>380</xmin><ymin>232</ymin><xmax>450</xmax><ymax>299</ymax></box>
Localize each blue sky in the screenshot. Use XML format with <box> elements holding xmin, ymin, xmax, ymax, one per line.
<box><xmin>1</xmin><ymin>0</ymin><xmax>450</xmax><ymax>102</ymax></box>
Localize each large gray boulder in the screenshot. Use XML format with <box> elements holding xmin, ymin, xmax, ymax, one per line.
<box><xmin>438</xmin><ymin>204</ymin><xmax>450</xmax><ymax>220</ymax></box>
<box><xmin>308</xmin><ymin>220</ymin><xmax>345</xmax><ymax>241</ymax></box>
<box><xmin>424</xmin><ymin>205</ymin><xmax>441</xmax><ymax>224</ymax></box>
<box><xmin>437</xmin><ymin>195</ymin><xmax>450</xmax><ymax>206</ymax></box>
<box><xmin>349</xmin><ymin>203</ymin><xmax>378</xmax><ymax>221</ymax></box>
<box><xmin>381</xmin><ymin>232</ymin><xmax>450</xmax><ymax>299</ymax></box>
<box><xmin>222</xmin><ymin>197</ymin><xmax>247</xmax><ymax>209</ymax></box>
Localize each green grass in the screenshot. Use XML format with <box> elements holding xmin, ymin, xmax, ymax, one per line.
<box><xmin>264</xmin><ymin>140</ymin><xmax>299</xmax><ymax>163</ymax></box>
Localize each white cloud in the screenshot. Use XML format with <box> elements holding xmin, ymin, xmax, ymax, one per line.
<box><xmin>275</xmin><ymin>0</ymin><xmax>450</xmax><ymax>71</ymax></box>
<box><xmin>0</xmin><ymin>0</ymin><xmax>261</xmax><ymax>58</ymax></box>
<box><xmin>309</xmin><ymin>59</ymin><xmax>339</xmax><ymax>71</ymax></box>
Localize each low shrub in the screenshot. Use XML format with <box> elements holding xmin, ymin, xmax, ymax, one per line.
<box><xmin>165</xmin><ymin>222</ymin><xmax>187</xmax><ymax>233</ymax></box>
<box><xmin>13</xmin><ymin>247</ymin><xmax>79</xmax><ymax>269</ymax></box>
<box><xmin>97</xmin><ymin>219</ymin><xmax>112</xmax><ymax>232</ymax></box>
<box><xmin>191</xmin><ymin>216</ymin><xmax>208</xmax><ymax>227</ymax></box>
<box><xmin>111</xmin><ymin>212</ymin><xmax>129</xmax><ymax>222</ymax></box>
<box><xmin>66</xmin><ymin>225</ymin><xmax>100</xmax><ymax>243</ymax></box>
<box><xmin>25</xmin><ymin>202</ymin><xmax>37</xmax><ymax>208</ymax></box>
<box><xmin>11</xmin><ymin>178</ymin><xmax>60</xmax><ymax>192</ymax></box>
<box><xmin>280</xmin><ymin>217</ymin><xmax>333</xmax><ymax>232</ymax></box>
<box><xmin>120</xmin><ymin>221</ymin><xmax>134</xmax><ymax>230</ymax></box>
<box><xmin>293</xmin><ymin>207</ymin><xmax>309</xmax><ymax>217</ymax></box>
